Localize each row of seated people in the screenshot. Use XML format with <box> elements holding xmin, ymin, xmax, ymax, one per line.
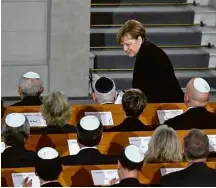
<box><xmin>2</xmin><ymin>72</ymin><xmax>216</xmax><ymax>134</ymax></box>
<box><xmin>1</xmin><ymin>112</ymin><xmax>216</xmax><ymax>186</ymax></box>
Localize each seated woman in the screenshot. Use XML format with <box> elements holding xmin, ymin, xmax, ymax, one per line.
<box><xmin>31</xmin><ymin>92</ymin><xmax>76</xmax><ymax>134</ymax></box>
<box><xmin>2</xmin><ymin>113</ymin><xmax>36</xmax><ymax>168</ymax></box>
<box><xmin>144</xmin><ymin>125</ymin><xmax>182</xmax><ymax>163</ymax></box>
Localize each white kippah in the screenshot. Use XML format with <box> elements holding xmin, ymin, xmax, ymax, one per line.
<box><xmin>125</xmin><ymin>145</ymin><xmax>144</xmax><ymax>163</ymax></box>
<box><xmin>5</xmin><ymin>113</ymin><xmax>26</xmax><ymax>128</ymax></box>
<box><xmin>37</xmin><ymin>147</ymin><xmax>58</xmax><ymax>160</ymax></box>
<box><xmin>23</xmin><ymin>72</ymin><xmax>40</xmax><ymax>79</ymax></box>
<box><xmin>193</xmin><ymin>78</ymin><xmax>210</xmax><ymax>93</ymax></box>
<box><xmin>80</xmin><ymin>116</ymin><xmax>100</xmax><ymax>131</ymax></box>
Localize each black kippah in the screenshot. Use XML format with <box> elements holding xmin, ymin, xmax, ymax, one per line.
<box><xmin>95</xmin><ymin>77</ymin><xmax>114</xmax><ymax>93</ymax></box>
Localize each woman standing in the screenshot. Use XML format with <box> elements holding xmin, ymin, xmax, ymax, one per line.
<box><xmin>117</xmin><ymin>20</ymin><xmax>184</xmax><ymax>103</ymax></box>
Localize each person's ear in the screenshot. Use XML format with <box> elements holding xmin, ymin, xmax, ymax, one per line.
<box><xmin>18</xmin><ymin>87</ymin><xmax>22</xmax><ymax>96</ymax></box>
<box><xmin>92</xmin><ymin>93</ymin><xmax>96</xmax><ymax>101</ymax></box>
<box><xmin>138</xmin><ymin>36</ymin><xmax>142</xmax><ymax>45</ymax></box>
<box><xmin>40</xmin><ymin>87</ymin><xmax>44</xmax><ymax>94</ymax></box>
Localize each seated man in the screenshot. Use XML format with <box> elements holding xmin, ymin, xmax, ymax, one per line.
<box><xmin>61</xmin><ymin>116</ymin><xmax>117</xmax><ymax>165</ymax></box>
<box><xmin>1</xmin><ymin>113</ymin><xmax>36</xmax><ymax>168</ymax></box>
<box><xmin>109</xmin><ymin>145</ymin><xmax>148</xmax><ymax>186</ymax></box>
<box><xmin>165</xmin><ymin>78</ymin><xmax>216</xmax><ymax>129</ymax></box>
<box><xmin>105</xmin><ymin>89</ymin><xmax>152</xmax><ymax>132</ymax></box>
<box><xmin>11</xmin><ymin>71</ymin><xmax>44</xmax><ymax>106</ymax></box>
<box><xmin>22</xmin><ymin>147</ymin><xmax>63</xmax><ymax>187</ymax></box>
<box><xmin>160</xmin><ymin>129</ymin><xmax>216</xmax><ymax>186</ymax></box>
<box><xmin>92</xmin><ymin>76</ymin><xmax>117</xmax><ymax>104</ymax></box>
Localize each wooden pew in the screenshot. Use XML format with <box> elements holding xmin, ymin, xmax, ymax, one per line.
<box><xmin>2</xmin><ymin>162</ymin><xmax>216</xmax><ymax>186</ymax></box>
<box><xmin>3</xmin><ymin>103</ymin><xmax>216</xmax><ymax>125</ymax></box>
<box><xmin>22</xmin><ymin>130</ymin><xmax>216</xmax><ymax>156</ymax></box>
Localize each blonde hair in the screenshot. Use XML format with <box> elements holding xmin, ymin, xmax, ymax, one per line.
<box><xmin>144</xmin><ymin>125</ymin><xmax>182</xmax><ymax>163</ymax></box>
<box><xmin>117</xmin><ymin>20</ymin><xmax>146</xmax><ymax>44</ymax></box>
<box><xmin>41</xmin><ymin>92</ymin><xmax>71</xmax><ymax>127</ymax></box>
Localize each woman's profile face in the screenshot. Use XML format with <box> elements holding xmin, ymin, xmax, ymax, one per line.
<box><xmin>121</xmin><ymin>34</ymin><xmax>142</xmax><ymax>57</ymax></box>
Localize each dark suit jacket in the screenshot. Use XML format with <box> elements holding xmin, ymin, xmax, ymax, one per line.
<box><xmin>1</xmin><ymin>146</ymin><xmax>36</xmax><ymax>168</ymax></box>
<box><xmin>132</xmin><ymin>39</ymin><xmax>184</xmax><ymax>103</ymax></box>
<box><xmin>104</xmin><ymin>117</ymin><xmax>152</xmax><ymax>132</ymax></box>
<box><xmin>41</xmin><ymin>182</ymin><xmax>62</xmax><ymax>187</ymax></box>
<box><xmin>30</xmin><ymin>124</ymin><xmax>76</xmax><ymax>134</ymax></box>
<box><xmin>61</xmin><ymin>148</ymin><xmax>117</xmax><ymax>165</ymax></box>
<box><xmin>11</xmin><ymin>96</ymin><xmax>42</xmax><ymax>106</ymax></box>
<box><xmin>164</xmin><ymin>107</ymin><xmax>216</xmax><ymax>130</ymax></box>
<box><xmin>160</xmin><ymin>162</ymin><xmax>216</xmax><ymax>186</ymax></box>
<box><xmin>111</xmin><ymin>178</ymin><xmax>148</xmax><ymax>187</ymax></box>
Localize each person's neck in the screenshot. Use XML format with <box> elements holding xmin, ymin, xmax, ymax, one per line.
<box><xmin>119</xmin><ymin>170</ymin><xmax>138</xmax><ymax>181</ymax></box>
<box><xmin>40</xmin><ymin>179</ymin><xmax>58</xmax><ymax>186</ymax></box>
<box><xmin>186</xmin><ymin>102</ymin><xmax>206</xmax><ymax>108</ymax></box>
<box><xmin>188</xmin><ymin>158</ymin><xmax>207</xmax><ymax>166</ymax></box>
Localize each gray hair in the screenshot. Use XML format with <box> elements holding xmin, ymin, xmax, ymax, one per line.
<box><xmin>41</xmin><ymin>92</ymin><xmax>71</xmax><ymax>127</ymax></box>
<box><xmin>19</xmin><ymin>77</ymin><xmax>43</xmax><ymax>96</ymax></box>
<box><xmin>144</xmin><ymin>125</ymin><xmax>182</xmax><ymax>163</ymax></box>
<box><xmin>184</xmin><ymin>129</ymin><xmax>209</xmax><ymax>160</ymax></box>
<box><xmin>2</xmin><ymin>115</ymin><xmax>30</xmax><ymax>146</ymax></box>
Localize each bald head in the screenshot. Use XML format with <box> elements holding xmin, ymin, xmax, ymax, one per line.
<box><xmin>184</xmin><ymin>78</ymin><xmax>210</xmax><ymax>107</ymax></box>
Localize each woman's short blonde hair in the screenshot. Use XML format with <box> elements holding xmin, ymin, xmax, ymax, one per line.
<box><xmin>144</xmin><ymin>125</ymin><xmax>182</xmax><ymax>163</ymax></box>
<box><xmin>117</xmin><ymin>20</ymin><xmax>146</xmax><ymax>44</ymax></box>
<box><xmin>41</xmin><ymin>92</ymin><xmax>71</xmax><ymax>127</ymax></box>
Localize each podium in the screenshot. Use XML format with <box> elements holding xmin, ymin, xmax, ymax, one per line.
<box><xmin>2</xmin><ymin>0</ymin><xmax>91</xmax><ymax>97</ymax></box>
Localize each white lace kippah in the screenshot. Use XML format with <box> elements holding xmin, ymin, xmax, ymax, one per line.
<box><xmin>125</xmin><ymin>145</ymin><xmax>144</xmax><ymax>163</ymax></box>
<box><xmin>5</xmin><ymin>113</ymin><xmax>25</xmax><ymax>128</ymax></box>
<box><xmin>37</xmin><ymin>147</ymin><xmax>58</xmax><ymax>159</ymax></box>
<box><xmin>80</xmin><ymin>116</ymin><xmax>100</xmax><ymax>131</ymax></box>
<box><xmin>193</xmin><ymin>78</ymin><xmax>210</xmax><ymax>93</ymax></box>
<box><xmin>23</xmin><ymin>72</ymin><xmax>40</xmax><ymax>79</ymax></box>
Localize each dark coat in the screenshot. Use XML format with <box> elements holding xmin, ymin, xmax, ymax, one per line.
<box><xmin>41</xmin><ymin>182</ymin><xmax>62</xmax><ymax>187</ymax></box>
<box><xmin>61</xmin><ymin>148</ymin><xmax>117</xmax><ymax>165</ymax></box>
<box><xmin>132</xmin><ymin>39</ymin><xmax>184</xmax><ymax>103</ymax></box>
<box><xmin>30</xmin><ymin>124</ymin><xmax>76</xmax><ymax>134</ymax></box>
<box><xmin>104</xmin><ymin>117</ymin><xmax>152</xmax><ymax>132</ymax></box>
<box><xmin>1</xmin><ymin>146</ymin><xmax>36</xmax><ymax>168</ymax></box>
<box><xmin>164</xmin><ymin>107</ymin><xmax>216</xmax><ymax>130</ymax></box>
<box><xmin>111</xmin><ymin>178</ymin><xmax>148</xmax><ymax>187</ymax></box>
<box><xmin>11</xmin><ymin>96</ymin><xmax>42</xmax><ymax>106</ymax></box>
<box><xmin>160</xmin><ymin>162</ymin><xmax>216</xmax><ymax>186</ymax></box>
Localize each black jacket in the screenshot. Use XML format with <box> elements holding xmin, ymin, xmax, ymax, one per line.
<box><xmin>104</xmin><ymin>117</ymin><xmax>152</xmax><ymax>132</ymax></box>
<box><xmin>160</xmin><ymin>162</ymin><xmax>216</xmax><ymax>186</ymax></box>
<box><xmin>30</xmin><ymin>124</ymin><xmax>76</xmax><ymax>134</ymax></box>
<box><xmin>164</xmin><ymin>107</ymin><xmax>216</xmax><ymax>130</ymax></box>
<box><xmin>111</xmin><ymin>178</ymin><xmax>148</xmax><ymax>187</ymax></box>
<box><xmin>1</xmin><ymin>146</ymin><xmax>36</xmax><ymax>168</ymax></box>
<box><xmin>132</xmin><ymin>40</ymin><xmax>184</xmax><ymax>103</ymax></box>
<box><xmin>11</xmin><ymin>96</ymin><xmax>42</xmax><ymax>106</ymax></box>
<box><xmin>41</xmin><ymin>182</ymin><xmax>62</xmax><ymax>187</ymax></box>
<box><xmin>61</xmin><ymin>148</ymin><xmax>117</xmax><ymax>165</ymax></box>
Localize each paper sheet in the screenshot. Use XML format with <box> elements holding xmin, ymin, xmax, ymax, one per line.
<box><xmin>208</xmin><ymin>135</ymin><xmax>216</xmax><ymax>152</ymax></box>
<box><xmin>160</xmin><ymin>168</ymin><xmax>183</xmax><ymax>176</ymax></box>
<box><xmin>129</xmin><ymin>136</ymin><xmax>151</xmax><ymax>154</ymax></box>
<box><xmin>84</xmin><ymin>112</ymin><xmax>114</xmax><ymax>126</ymax></box>
<box><xmin>91</xmin><ymin>170</ymin><xmax>119</xmax><ymax>186</ymax></box>
<box><xmin>11</xmin><ymin>172</ymin><xmax>40</xmax><ymax>187</ymax></box>
<box><xmin>157</xmin><ymin>109</ymin><xmax>184</xmax><ymax>124</ymax></box>
<box><xmin>22</xmin><ymin>113</ymin><xmax>47</xmax><ymax>127</ymax></box>
<box><xmin>1</xmin><ymin>142</ymin><xmax>5</xmax><ymax>153</ymax></box>
<box><xmin>67</xmin><ymin>139</ymin><xmax>80</xmax><ymax>155</ymax></box>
